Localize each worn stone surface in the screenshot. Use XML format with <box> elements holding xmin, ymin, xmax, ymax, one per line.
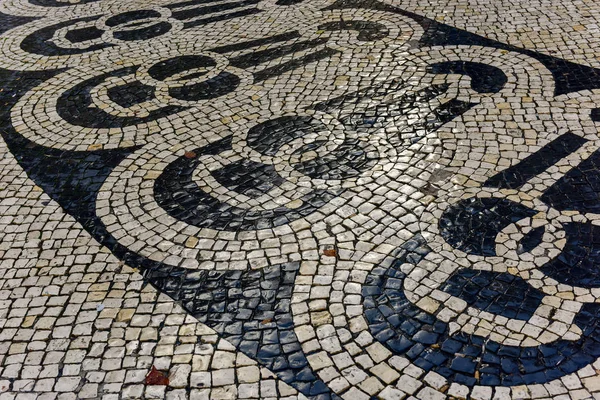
<box><xmin>1</xmin><ymin>0</ymin><xmax>600</xmax><ymax>398</ymax></box>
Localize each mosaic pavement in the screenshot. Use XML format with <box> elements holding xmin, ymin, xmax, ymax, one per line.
<box><xmin>2</xmin><ymin>0</ymin><xmax>600</xmax><ymax>398</ymax></box>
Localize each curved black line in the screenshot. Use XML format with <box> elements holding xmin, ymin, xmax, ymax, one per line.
<box><xmin>153</xmin><ymin>137</ymin><xmax>338</xmax><ymax>231</ymax></box>
<box><xmin>21</xmin><ymin>16</ymin><xmax>112</xmax><ymax>56</ymax></box>
<box><xmin>56</xmin><ymin>66</ymin><xmax>186</xmax><ymax>129</ymax></box>
<box><xmin>363</xmin><ymin>235</ymin><xmax>600</xmax><ymax>387</ymax></box>
<box><xmin>0</xmin><ymin>67</ymin><xmax>337</xmax><ymax>400</ymax></box>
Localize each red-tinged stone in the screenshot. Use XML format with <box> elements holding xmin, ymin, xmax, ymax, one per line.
<box><xmin>145</xmin><ymin>366</ymin><xmax>169</xmax><ymax>386</ymax></box>
<box><xmin>323</xmin><ymin>248</ymin><xmax>337</xmax><ymax>257</ymax></box>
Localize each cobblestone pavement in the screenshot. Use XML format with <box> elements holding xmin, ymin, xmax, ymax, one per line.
<box><xmin>3</xmin><ymin>0</ymin><xmax>600</xmax><ymax>399</ymax></box>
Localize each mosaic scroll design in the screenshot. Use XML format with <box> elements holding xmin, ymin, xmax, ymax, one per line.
<box><xmin>4</xmin><ymin>0</ymin><xmax>600</xmax><ymax>397</ymax></box>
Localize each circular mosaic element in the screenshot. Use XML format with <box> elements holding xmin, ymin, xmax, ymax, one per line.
<box><xmin>4</xmin><ymin>0</ymin><xmax>600</xmax><ymax>398</ymax></box>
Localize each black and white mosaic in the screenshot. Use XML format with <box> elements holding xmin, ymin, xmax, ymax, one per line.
<box><xmin>3</xmin><ymin>0</ymin><xmax>600</xmax><ymax>398</ymax></box>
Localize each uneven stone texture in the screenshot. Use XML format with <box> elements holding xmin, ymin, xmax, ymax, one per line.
<box><xmin>1</xmin><ymin>0</ymin><xmax>600</xmax><ymax>398</ymax></box>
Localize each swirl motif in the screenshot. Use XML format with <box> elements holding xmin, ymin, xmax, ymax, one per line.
<box><xmin>4</xmin><ymin>0</ymin><xmax>600</xmax><ymax>398</ymax></box>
